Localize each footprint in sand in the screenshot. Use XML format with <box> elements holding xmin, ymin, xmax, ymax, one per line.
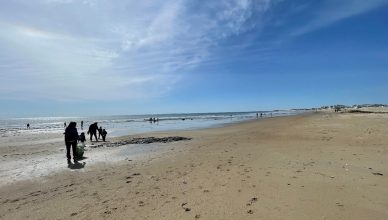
<box><xmin>102</xmin><ymin>200</ymin><xmax>109</xmax><ymax>204</ymax></box>
<box><xmin>336</xmin><ymin>202</ymin><xmax>344</xmax><ymax>207</ymax></box>
<box><xmin>246</xmin><ymin>197</ymin><xmax>258</xmax><ymax>206</ymax></box>
<box><xmin>181</xmin><ymin>203</ymin><xmax>191</xmax><ymax>212</ymax></box>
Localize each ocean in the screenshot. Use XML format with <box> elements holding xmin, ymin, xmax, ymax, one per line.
<box><xmin>0</xmin><ymin>110</ymin><xmax>303</xmax><ymax>137</ymax></box>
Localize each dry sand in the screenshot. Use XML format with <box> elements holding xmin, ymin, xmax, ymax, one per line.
<box><xmin>1</xmin><ymin>112</ymin><xmax>388</xmax><ymax>219</ymax></box>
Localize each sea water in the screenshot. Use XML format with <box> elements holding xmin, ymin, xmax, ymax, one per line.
<box><xmin>0</xmin><ymin>110</ymin><xmax>305</xmax><ymax>185</ymax></box>
<box><xmin>0</xmin><ymin>110</ymin><xmax>303</xmax><ymax>137</ymax></box>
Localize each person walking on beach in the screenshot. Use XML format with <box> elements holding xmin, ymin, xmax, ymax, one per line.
<box><xmin>98</xmin><ymin>126</ymin><xmax>103</xmax><ymax>139</ymax></box>
<box><xmin>81</xmin><ymin>121</ymin><xmax>84</xmax><ymax>130</ymax></box>
<box><xmin>27</xmin><ymin>123</ymin><xmax>30</xmax><ymax>129</ymax></box>
<box><xmin>87</xmin><ymin>122</ymin><xmax>99</xmax><ymax>142</ymax></box>
<box><xmin>102</xmin><ymin>129</ymin><xmax>107</xmax><ymax>142</ymax></box>
<box><xmin>64</xmin><ymin>122</ymin><xmax>79</xmax><ymax>162</ymax></box>
<box><xmin>64</xmin><ymin>122</ymin><xmax>66</xmax><ymax>128</ymax></box>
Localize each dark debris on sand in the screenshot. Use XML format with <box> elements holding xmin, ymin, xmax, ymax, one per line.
<box><xmin>89</xmin><ymin>136</ymin><xmax>192</xmax><ymax>148</ymax></box>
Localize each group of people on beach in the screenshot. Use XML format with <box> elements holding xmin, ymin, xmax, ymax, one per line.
<box><xmin>87</xmin><ymin>122</ymin><xmax>107</xmax><ymax>142</ymax></box>
<box><xmin>256</xmin><ymin>112</ymin><xmax>273</xmax><ymax>119</ymax></box>
<box><xmin>64</xmin><ymin>121</ymin><xmax>108</xmax><ymax>162</ymax></box>
<box><xmin>147</xmin><ymin>117</ymin><xmax>159</xmax><ymax>123</ymax></box>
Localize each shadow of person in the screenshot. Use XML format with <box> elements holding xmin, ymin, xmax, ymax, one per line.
<box><xmin>67</xmin><ymin>160</ymin><xmax>86</xmax><ymax>170</ymax></box>
<box><xmin>76</xmin><ymin>156</ymin><xmax>88</xmax><ymax>161</ymax></box>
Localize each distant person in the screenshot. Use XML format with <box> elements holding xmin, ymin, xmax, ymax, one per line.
<box><xmin>260</xmin><ymin>113</ymin><xmax>263</xmax><ymax>118</ymax></box>
<box><xmin>64</xmin><ymin>122</ymin><xmax>79</xmax><ymax>162</ymax></box>
<box><xmin>256</xmin><ymin>113</ymin><xmax>258</xmax><ymax>119</ymax></box>
<box><xmin>87</xmin><ymin>122</ymin><xmax>99</xmax><ymax>142</ymax></box>
<box><xmin>64</xmin><ymin>122</ymin><xmax>66</xmax><ymax>128</ymax></box>
<box><xmin>98</xmin><ymin>126</ymin><xmax>103</xmax><ymax>139</ymax></box>
<box><xmin>81</xmin><ymin>121</ymin><xmax>84</xmax><ymax>130</ymax></box>
<box><xmin>102</xmin><ymin>129</ymin><xmax>107</xmax><ymax>142</ymax></box>
<box><xmin>27</xmin><ymin>123</ymin><xmax>30</xmax><ymax>129</ymax></box>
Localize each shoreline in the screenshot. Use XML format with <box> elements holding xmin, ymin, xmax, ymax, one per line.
<box><xmin>0</xmin><ymin>112</ymin><xmax>300</xmax><ymax>186</ymax></box>
<box><xmin>1</xmin><ymin>112</ymin><xmax>388</xmax><ymax>219</ymax></box>
<box><xmin>0</xmin><ymin>110</ymin><xmax>302</xmax><ymax>138</ymax></box>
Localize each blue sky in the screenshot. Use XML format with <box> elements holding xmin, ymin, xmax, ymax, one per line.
<box><xmin>0</xmin><ymin>0</ymin><xmax>387</xmax><ymax>117</ymax></box>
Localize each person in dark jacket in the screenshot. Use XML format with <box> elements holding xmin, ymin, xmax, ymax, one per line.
<box><xmin>102</xmin><ymin>129</ymin><xmax>107</xmax><ymax>142</ymax></box>
<box><xmin>64</xmin><ymin>122</ymin><xmax>79</xmax><ymax>162</ymax></box>
<box><xmin>79</xmin><ymin>132</ymin><xmax>86</xmax><ymax>143</ymax></box>
<box><xmin>87</xmin><ymin>122</ymin><xmax>99</xmax><ymax>142</ymax></box>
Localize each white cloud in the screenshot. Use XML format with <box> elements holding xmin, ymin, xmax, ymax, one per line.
<box><xmin>0</xmin><ymin>0</ymin><xmax>270</xmax><ymax>101</ymax></box>
<box><xmin>1</xmin><ymin>0</ymin><xmax>384</xmax><ymax>101</ymax></box>
<box><xmin>291</xmin><ymin>0</ymin><xmax>388</xmax><ymax>36</ymax></box>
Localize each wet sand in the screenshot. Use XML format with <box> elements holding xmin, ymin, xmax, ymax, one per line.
<box><xmin>1</xmin><ymin>112</ymin><xmax>388</xmax><ymax>219</ymax></box>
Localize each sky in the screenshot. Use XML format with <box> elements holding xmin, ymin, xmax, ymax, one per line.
<box><xmin>0</xmin><ymin>0</ymin><xmax>388</xmax><ymax>117</ymax></box>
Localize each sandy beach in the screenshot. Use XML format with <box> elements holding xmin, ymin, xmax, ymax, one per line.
<box><xmin>1</xmin><ymin>112</ymin><xmax>388</xmax><ymax>219</ymax></box>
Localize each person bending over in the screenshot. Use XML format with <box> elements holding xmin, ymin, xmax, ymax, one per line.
<box><xmin>87</xmin><ymin>122</ymin><xmax>99</xmax><ymax>142</ymax></box>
